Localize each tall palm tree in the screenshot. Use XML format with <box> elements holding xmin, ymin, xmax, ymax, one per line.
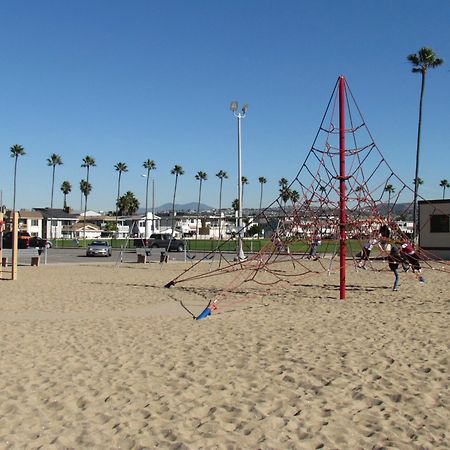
<box><xmin>81</xmin><ymin>156</ymin><xmax>96</xmax><ymax>208</ymax></box>
<box><xmin>290</xmin><ymin>190</ymin><xmax>300</xmax><ymax>206</ymax></box>
<box><xmin>384</xmin><ymin>184</ymin><xmax>395</xmax><ymax>218</ymax></box>
<box><xmin>439</xmin><ymin>179</ymin><xmax>450</xmax><ymax>199</ymax></box>
<box><xmin>258</xmin><ymin>176</ymin><xmax>267</xmax><ymax>212</ymax></box>
<box><xmin>170</xmin><ymin>165</ymin><xmax>184</xmax><ymax>236</ymax></box>
<box><xmin>195</xmin><ymin>171</ymin><xmax>208</xmax><ymax>237</ymax></box>
<box><xmin>81</xmin><ymin>156</ymin><xmax>96</xmax><ymax>241</ymax></box>
<box><xmin>47</xmin><ymin>153</ymin><xmax>63</xmax><ymax>240</ymax></box>
<box><xmin>241</xmin><ymin>176</ymin><xmax>249</xmax><ymax>203</ymax></box>
<box><xmin>279</xmin><ymin>178</ymin><xmax>291</xmax><ymax>210</ymax></box>
<box><xmin>407</xmin><ymin>47</ymin><xmax>444</xmax><ymax>240</ymax></box>
<box><xmin>47</xmin><ymin>153</ymin><xmax>63</xmax><ymax>210</ymax></box>
<box><xmin>143</xmin><ymin>159</ymin><xmax>156</xmax><ymax>233</ymax></box>
<box><xmin>10</xmin><ymin>144</ymin><xmax>26</xmax><ymax>212</ymax></box>
<box><xmin>79</xmin><ymin>179</ymin><xmax>92</xmax><ymax>242</ymax></box>
<box><xmin>60</xmin><ymin>181</ymin><xmax>72</xmax><ymax>210</ymax></box>
<box><xmin>114</xmin><ymin>162</ymin><xmax>128</xmax><ymax>234</ymax></box>
<box><xmin>216</xmin><ymin>170</ymin><xmax>228</xmax><ymax>239</ymax></box>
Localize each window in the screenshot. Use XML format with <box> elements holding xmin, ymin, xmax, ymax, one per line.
<box><xmin>430</xmin><ymin>214</ymin><xmax>449</xmax><ymax>233</ymax></box>
<box><xmin>31</xmin><ymin>219</ymin><xmax>39</xmax><ymax>226</ymax></box>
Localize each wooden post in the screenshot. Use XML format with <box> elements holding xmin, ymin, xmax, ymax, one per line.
<box><xmin>12</xmin><ymin>212</ymin><xmax>18</xmax><ymax>280</ymax></box>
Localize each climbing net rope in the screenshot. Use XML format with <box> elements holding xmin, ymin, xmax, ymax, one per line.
<box><xmin>165</xmin><ymin>77</ymin><xmax>450</xmax><ymax>318</ymax></box>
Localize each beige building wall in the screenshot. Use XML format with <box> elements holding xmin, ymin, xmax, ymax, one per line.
<box><xmin>419</xmin><ymin>200</ymin><xmax>450</xmax><ymax>259</ymax></box>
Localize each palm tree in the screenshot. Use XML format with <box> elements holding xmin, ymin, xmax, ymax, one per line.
<box><xmin>440</xmin><ymin>179</ymin><xmax>450</xmax><ymax>199</ymax></box>
<box><xmin>47</xmin><ymin>153</ymin><xmax>63</xmax><ymax>210</ymax></box>
<box><xmin>258</xmin><ymin>176</ymin><xmax>267</xmax><ymax>212</ymax></box>
<box><xmin>384</xmin><ymin>184</ymin><xmax>396</xmax><ymax>218</ymax></box>
<box><xmin>143</xmin><ymin>159</ymin><xmax>156</xmax><ymax>233</ymax></box>
<box><xmin>232</xmin><ymin>198</ymin><xmax>239</xmax><ymax>230</ymax></box>
<box><xmin>117</xmin><ymin>191</ymin><xmax>140</xmax><ymax>216</ymax></box>
<box><xmin>60</xmin><ymin>181</ymin><xmax>72</xmax><ymax>210</ymax></box>
<box><xmin>10</xmin><ymin>144</ymin><xmax>26</xmax><ymax>212</ymax></box>
<box><xmin>413</xmin><ymin>177</ymin><xmax>424</xmax><ymax>187</ymax></box>
<box><xmin>407</xmin><ymin>47</ymin><xmax>444</xmax><ymax>240</ymax></box>
<box><xmin>241</xmin><ymin>176</ymin><xmax>249</xmax><ymax>203</ymax></box>
<box><xmin>290</xmin><ymin>190</ymin><xmax>300</xmax><ymax>206</ymax></box>
<box><xmin>81</xmin><ymin>156</ymin><xmax>96</xmax><ymax>241</ymax></box>
<box><xmin>170</xmin><ymin>165</ymin><xmax>184</xmax><ymax>236</ymax></box>
<box><xmin>79</xmin><ymin>179</ymin><xmax>92</xmax><ymax>242</ymax></box>
<box><xmin>114</xmin><ymin>162</ymin><xmax>128</xmax><ymax>234</ymax></box>
<box><xmin>81</xmin><ymin>156</ymin><xmax>95</xmax><ymax>208</ymax></box>
<box><xmin>279</xmin><ymin>178</ymin><xmax>291</xmax><ymax>210</ymax></box>
<box><xmin>195</xmin><ymin>171</ymin><xmax>208</xmax><ymax>237</ymax></box>
<box><xmin>216</xmin><ymin>170</ymin><xmax>228</xmax><ymax>239</ymax></box>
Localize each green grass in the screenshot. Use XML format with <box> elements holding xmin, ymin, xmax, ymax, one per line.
<box><xmin>49</xmin><ymin>237</ymin><xmax>365</xmax><ymax>254</ymax></box>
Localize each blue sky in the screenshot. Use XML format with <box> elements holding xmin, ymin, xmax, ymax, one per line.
<box><xmin>1</xmin><ymin>0</ymin><xmax>449</xmax><ymax>212</ymax></box>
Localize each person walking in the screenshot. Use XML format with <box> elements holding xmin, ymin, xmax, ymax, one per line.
<box><xmin>307</xmin><ymin>232</ymin><xmax>322</xmax><ymax>259</ymax></box>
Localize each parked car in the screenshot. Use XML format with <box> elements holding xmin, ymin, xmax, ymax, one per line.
<box><xmin>86</xmin><ymin>240</ymin><xmax>112</xmax><ymax>257</ymax></box>
<box><xmin>147</xmin><ymin>233</ymin><xmax>185</xmax><ymax>252</ymax></box>
<box><xmin>2</xmin><ymin>231</ymin><xmax>31</xmax><ymax>249</ymax></box>
<box><xmin>29</xmin><ymin>236</ymin><xmax>52</xmax><ymax>249</ymax></box>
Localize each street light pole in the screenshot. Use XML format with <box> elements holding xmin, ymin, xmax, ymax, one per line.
<box><xmin>230</xmin><ymin>101</ymin><xmax>248</xmax><ymax>261</ymax></box>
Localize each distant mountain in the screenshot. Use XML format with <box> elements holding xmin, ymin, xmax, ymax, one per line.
<box><xmin>139</xmin><ymin>203</ymin><xmax>214</xmax><ymax>214</ymax></box>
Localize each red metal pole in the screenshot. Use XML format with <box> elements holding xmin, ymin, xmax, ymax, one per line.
<box><xmin>339</xmin><ymin>76</ymin><xmax>346</xmax><ymax>300</ymax></box>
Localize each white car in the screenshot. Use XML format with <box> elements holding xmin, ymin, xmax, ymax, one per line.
<box><xmin>86</xmin><ymin>240</ymin><xmax>112</xmax><ymax>257</ymax></box>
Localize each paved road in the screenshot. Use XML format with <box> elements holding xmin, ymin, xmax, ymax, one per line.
<box><xmin>32</xmin><ymin>247</ymin><xmax>202</xmax><ymax>265</ymax></box>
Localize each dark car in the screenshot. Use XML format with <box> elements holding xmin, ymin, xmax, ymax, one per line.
<box><xmin>2</xmin><ymin>231</ymin><xmax>31</xmax><ymax>249</ymax></box>
<box><xmin>147</xmin><ymin>234</ymin><xmax>185</xmax><ymax>252</ymax></box>
<box><xmin>29</xmin><ymin>236</ymin><xmax>52</xmax><ymax>249</ymax></box>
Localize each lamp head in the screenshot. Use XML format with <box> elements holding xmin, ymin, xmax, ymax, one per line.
<box><xmin>242</xmin><ymin>104</ymin><xmax>249</xmax><ymax>114</ymax></box>
<box><xmin>230</xmin><ymin>101</ymin><xmax>238</xmax><ymax>112</ymax></box>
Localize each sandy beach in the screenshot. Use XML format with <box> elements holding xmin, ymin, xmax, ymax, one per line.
<box><xmin>0</xmin><ymin>260</ymin><xmax>449</xmax><ymax>449</ymax></box>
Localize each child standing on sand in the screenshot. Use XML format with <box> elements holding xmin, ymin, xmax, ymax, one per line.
<box><xmin>307</xmin><ymin>232</ymin><xmax>322</xmax><ymax>259</ymax></box>
<box><xmin>388</xmin><ymin>246</ymin><xmax>402</xmax><ymax>291</ymax></box>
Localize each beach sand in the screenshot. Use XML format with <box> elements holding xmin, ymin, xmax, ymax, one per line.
<box><xmin>0</xmin><ymin>261</ymin><xmax>449</xmax><ymax>449</ymax></box>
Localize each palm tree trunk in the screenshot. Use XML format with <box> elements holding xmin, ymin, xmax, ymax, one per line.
<box><xmin>84</xmin><ymin>167</ymin><xmax>90</xmax><ymax>243</ymax></box>
<box><xmin>412</xmin><ymin>71</ymin><xmax>426</xmax><ymax>242</ymax></box>
<box><xmin>83</xmin><ymin>194</ymin><xmax>88</xmax><ymax>242</ymax></box>
<box><xmin>145</xmin><ymin>169</ymin><xmax>149</xmax><ymax>237</ymax></box>
<box><xmin>218</xmin><ymin>179</ymin><xmax>223</xmax><ymax>239</ymax></box>
<box><xmin>387</xmin><ymin>193</ymin><xmax>391</xmax><ymax>220</ymax></box>
<box><xmin>116</xmin><ymin>173</ymin><xmax>121</xmax><ymax>236</ymax></box>
<box><xmin>259</xmin><ymin>184</ymin><xmax>263</xmax><ymax>212</ymax></box>
<box><xmin>171</xmin><ymin>176</ymin><xmax>178</xmax><ymax>236</ymax></box>
<box><xmin>13</xmin><ymin>157</ymin><xmax>18</xmax><ymax>212</ymax></box>
<box><xmin>196</xmin><ymin>181</ymin><xmax>202</xmax><ymax>237</ymax></box>
<box><xmin>50</xmin><ymin>166</ymin><xmax>55</xmax><ymax>209</ymax></box>
<box><xmin>50</xmin><ymin>166</ymin><xmax>55</xmax><ymax>240</ymax></box>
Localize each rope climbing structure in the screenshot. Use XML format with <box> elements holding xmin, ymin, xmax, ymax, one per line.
<box><xmin>165</xmin><ymin>75</ymin><xmax>450</xmax><ymax>319</ymax></box>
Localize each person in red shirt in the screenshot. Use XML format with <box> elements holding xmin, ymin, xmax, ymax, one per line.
<box><xmin>400</xmin><ymin>241</ymin><xmax>425</xmax><ymax>283</ymax></box>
